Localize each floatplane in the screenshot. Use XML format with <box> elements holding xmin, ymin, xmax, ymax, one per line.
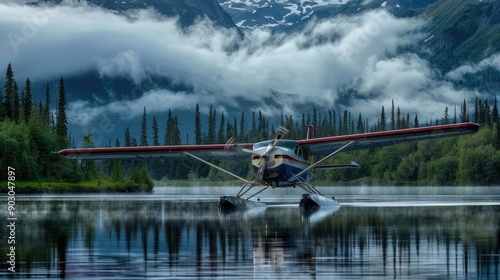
<box><xmin>59</xmin><ymin>122</ymin><xmax>479</xmax><ymax>212</ymax></box>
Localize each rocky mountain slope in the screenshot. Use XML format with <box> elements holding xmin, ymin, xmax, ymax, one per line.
<box><xmin>32</xmin><ymin>0</ymin><xmax>237</xmax><ymax>29</ymax></box>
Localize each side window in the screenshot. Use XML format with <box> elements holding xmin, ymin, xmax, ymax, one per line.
<box><xmin>302</xmin><ymin>149</ymin><xmax>309</xmax><ymax>161</ymax></box>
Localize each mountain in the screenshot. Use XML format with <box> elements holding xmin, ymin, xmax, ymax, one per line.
<box><xmin>217</xmin><ymin>0</ymin><xmax>439</xmax><ymax>30</ymax></box>
<box><xmin>419</xmin><ymin>0</ymin><xmax>500</xmax><ymax>71</ymax></box>
<box><xmin>31</xmin><ymin>0</ymin><xmax>237</xmax><ymax>29</ymax></box>
<box><xmin>9</xmin><ymin>0</ymin><xmax>500</xmax><ymax>146</ymax></box>
<box><xmin>218</xmin><ymin>0</ymin><xmax>349</xmax><ymax>29</ymax></box>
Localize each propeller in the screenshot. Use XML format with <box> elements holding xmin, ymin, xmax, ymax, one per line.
<box><xmin>254</xmin><ymin>126</ymin><xmax>289</xmax><ymax>184</ymax></box>
<box><xmin>225</xmin><ymin>126</ymin><xmax>289</xmax><ymax>184</ymax></box>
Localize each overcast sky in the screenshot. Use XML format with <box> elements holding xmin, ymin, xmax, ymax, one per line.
<box><xmin>0</xmin><ymin>2</ymin><xmax>486</xmax><ymax>129</ymax></box>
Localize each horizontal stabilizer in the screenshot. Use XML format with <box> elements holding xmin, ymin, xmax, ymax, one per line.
<box><xmin>315</xmin><ymin>161</ymin><xmax>361</xmax><ymax>170</ymax></box>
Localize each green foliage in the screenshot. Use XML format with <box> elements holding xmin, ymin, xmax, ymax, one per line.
<box><xmin>81</xmin><ymin>131</ymin><xmax>98</xmax><ymax>181</ymax></box>
<box><xmin>318</xmin><ymin>126</ymin><xmax>500</xmax><ymax>186</ymax></box>
<box><xmin>55</xmin><ymin>76</ymin><xmax>68</xmax><ymax>148</ymax></box>
<box><xmin>127</xmin><ymin>166</ymin><xmax>154</xmax><ymax>191</ymax></box>
<box><xmin>2</xmin><ymin>63</ymin><xmax>499</xmax><ymax>189</ymax></box>
<box><xmin>110</xmin><ymin>160</ymin><xmax>125</xmax><ymax>182</ymax></box>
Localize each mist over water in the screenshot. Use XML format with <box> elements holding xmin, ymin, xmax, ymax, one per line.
<box><xmin>1</xmin><ymin>186</ymin><xmax>499</xmax><ymax>279</ymax></box>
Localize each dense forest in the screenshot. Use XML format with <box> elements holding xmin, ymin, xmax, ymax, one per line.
<box><xmin>1</xmin><ymin>63</ymin><xmax>499</xmax><ymax>186</ymax></box>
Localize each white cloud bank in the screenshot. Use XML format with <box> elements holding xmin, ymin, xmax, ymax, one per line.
<box><xmin>0</xmin><ymin>2</ymin><xmax>482</xmax><ymax>127</ymax></box>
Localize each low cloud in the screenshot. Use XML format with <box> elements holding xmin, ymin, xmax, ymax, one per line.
<box><xmin>446</xmin><ymin>53</ymin><xmax>500</xmax><ymax>81</ymax></box>
<box><xmin>0</xmin><ymin>2</ymin><xmax>483</xmax><ymax>128</ymax></box>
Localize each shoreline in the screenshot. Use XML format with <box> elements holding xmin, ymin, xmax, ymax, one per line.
<box><xmin>0</xmin><ymin>179</ymin><xmax>154</xmax><ymax>194</ymax></box>
<box><xmin>3</xmin><ymin>179</ymin><xmax>499</xmax><ymax>194</ymax></box>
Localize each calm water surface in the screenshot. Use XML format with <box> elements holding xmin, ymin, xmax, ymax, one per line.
<box><xmin>1</xmin><ymin>186</ymin><xmax>499</xmax><ymax>279</ymax></box>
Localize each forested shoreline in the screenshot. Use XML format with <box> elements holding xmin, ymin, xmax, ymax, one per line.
<box><xmin>1</xmin><ymin>63</ymin><xmax>499</xmax><ymax>191</ymax></box>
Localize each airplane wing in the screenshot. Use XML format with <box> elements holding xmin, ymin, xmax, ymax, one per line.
<box><xmin>298</xmin><ymin>122</ymin><xmax>480</xmax><ymax>155</ymax></box>
<box><xmin>58</xmin><ymin>143</ymin><xmax>254</xmax><ymax>160</ymax></box>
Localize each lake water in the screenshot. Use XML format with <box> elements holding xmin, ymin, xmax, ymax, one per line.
<box><xmin>1</xmin><ymin>186</ymin><xmax>500</xmax><ymax>279</ymax></box>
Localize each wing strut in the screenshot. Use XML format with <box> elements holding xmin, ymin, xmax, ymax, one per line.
<box><xmin>183</xmin><ymin>152</ymin><xmax>250</xmax><ymax>184</ymax></box>
<box><xmin>290</xmin><ymin>141</ymin><xmax>355</xmax><ymax>182</ymax></box>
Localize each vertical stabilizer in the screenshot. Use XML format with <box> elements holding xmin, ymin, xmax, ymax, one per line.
<box><xmin>307</xmin><ymin>124</ymin><xmax>315</xmax><ymax>140</ymax></box>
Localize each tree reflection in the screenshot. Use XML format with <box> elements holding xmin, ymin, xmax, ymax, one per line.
<box><xmin>0</xmin><ymin>200</ymin><xmax>498</xmax><ymax>279</ymax></box>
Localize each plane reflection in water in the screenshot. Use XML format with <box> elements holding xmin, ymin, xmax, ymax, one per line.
<box><xmin>1</xmin><ymin>197</ymin><xmax>499</xmax><ymax>279</ymax></box>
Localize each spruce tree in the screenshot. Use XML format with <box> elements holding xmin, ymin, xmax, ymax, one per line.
<box><xmin>207</xmin><ymin>105</ymin><xmax>216</xmax><ymax>144</ymax></box>
<box><xmin>217</xmin><ymin>111</ymin><xmax>225</xmax><ymax>143</ymax></box>
<box><xmin>239</xmin><ymin>111</ymin><xmax>246</xmax><ymax>141</ymax></box>
<box><xmin>461</xmin><ymin>99</ymin><xmax>468</xmax><ymax>122</ymax></box>
<box><xmin>22</xmin><ymin>78</ymin><xmax>32</xmax><ymax>123</ymax></box>
<box><xmin>379</xmin><ymin>106</ymin><xmax>386</xmax><ymax>131</ymax></box>
<box><xmin>356</xmin><ymin>113</ymin><xmax>364</xmax><ymax>133</ymax></box>
<box><xmin>3</xmin><ymin>63</ymin><xmax>15</xmax><ymax>121</ymax></box>
<box><xmin>152</xmin><ymin>116</ymin><xmax>160</xmax><ymax>146</ymax></box>
<box><xmin>492</xmin><ymin>96</ymin><xmax>499</xmax><ymax>124</ymax></box>
<box><xmin>390</xmin><ymin>99</ymin><xmax>395</xmax><ymax>130</ymax></box>
<box><xmin>55</xmin><ymin>76</ymin><xmax>68</xmax><ymax>146</ymax></box>
<box><xmin>172</xmin><ymin>116</ymin><xmax>181</xmax><ymax>145</ymax></box>
<box><xmin>342</xmin><ymin>110</ymin><xmax>349</xmax><ymax>135</ymax></box>
<box><xmin>444</xmin><ymin>106</ymin><xmax>450</xmax><ymax>124</ymax></box>
<box><xmin>194</xmin><ymin>103</ymin><xmax>202</xmax><ymax>144</ymax></box>
<box><xmin>124</xmin><ymin>126</ymin><xmax>131</xmax><ymax>147</ymax></box>
<box><xmin>110</xmin><ymin>160</ymin><xmax>125</xmax><ymax>182</ymax></box>
<box><xmin>44</xmin><ymin>84</ymin><xmax>51</xmax><ymax>126</ymax></box>
<box><xmin>164</xmin><ymin>109</ymin><xmax>173</xmax><ymax>145</ymax></box>
<box><xmin>396</xmin><ymin>107</ymin><xmax>401</xmax><ymax>129</ymax></box>
<box><xmin>82</xmin><ymin>131</ymin><xmax>98</xmax><ymax>180</ymax></box>
<box><xmin>13</xmin><ymin>80</ymin><xmax>20</xmax><ymax>123</ymax></box>
<box><xmin>140</xmin><ymin>107</ymin><xmax>148</xmax><ymax>146</ymax></box>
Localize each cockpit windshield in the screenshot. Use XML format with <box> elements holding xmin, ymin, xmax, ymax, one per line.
<box><xmin>253</xmin><ymin>140</ymin><xmax>298</xmax><ymax>151</ymax></box>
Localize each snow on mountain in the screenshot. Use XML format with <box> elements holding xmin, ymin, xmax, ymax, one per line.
<box><xmin>218</xmin><ymin>0</ymin><xmax>349</xmax><ymax>29</ymax></box>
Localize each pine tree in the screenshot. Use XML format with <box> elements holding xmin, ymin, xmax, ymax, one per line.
<box><xmin>217</xmin><ymin>111</ymin><xmax>225</xmax><ymax>143</ymax></box>
<box><xmin>461</xmin><ymin>98</ymin><xmax>468</xmax><ymax>122</ymax></box>
<box><xmin>124</xmin><ymin>126</ymin><xmax>131</xmax><ymax>147</ymax></box>
<box><xmin>239</xmin><ymin>111</ymin><xmax>246</xmax><ymax>141</ymax></box>
<box><xmin>22</xmin><ymin>78</ymin><xmax>32</xmax><ymax>123</ymax></box>
<box><xmin>207</xmin><ymin>105</ymin><xmax>216</xmax><ymax>144</ymax></box>
<box><xmin>44</xmin><ymin>84</ymin><xmax>51</xmax><ymax>126</ymax></box>
<box><xmin>414</xmin><ymin>114</ymin><xmax>419</xmax><ymax>128</ymax></box>
<box><xmin>492</xmin><ymin>96</ymin><xmax>499</xmax><ymax>124</ymax></box>
<box><xmin>356</xmin><ymin>113</ymin><xmax>364</xmax><ymax>133</ymax></box>
<box><xmin>164</xmin><ymin>109</ymin><xmax>173</xmax><ymax>145</ymax></box>
<box><xmin>444</xmin><ymin>106</ymin><xmax>450</xmax><ymax>124</ymax></box>
<box><xmin>82</xmin><ymin>131</ymin><xmax>98</xmax><ymax>180</ymax></box>
<box><xmin>110</xmin><ymin>160</ymin><xmax>125</xmax><ymax>182</ymax></box>
<box><xmin>390</xmin><ymin>99</ymin><xmax>395</xmax><ymax>130</ymax></box>
<box><xmin>379</xmin><ymin>106</ymin><xmax>386</xmax><ymax>131</ymax></box>
<box><xmin>12</xmin><ymin>81</ymin><xmax>20</xmax><ymax>123</ymax></box>
<box><xmin>342</xmin><ymin>110</ymin><xmax>349</xmax><ymax>135</ymax></box>
<box><xmin>396</xmin><ymin>107</ymin><xmax>401</xmax><ymax>129</ymax></box>
<box><xmin>195</xmin><ymin>103</ymin><xmax>202</xmax><ymax>144</ymax></box>
<box><xmin>152</xmin><ymin>116</ymin><xmax>160</xmax><ymax>146</ymax></box>
<box><xmin>55</xmin><ymin>76</ymin><xmax>68</xmax><ymax>146</ymax></box>
<box><xmin>3</xmin><ymin>63</ymin><xmax>15</xmax><ymax>121</ymax></box>
<box><xmin>232</xmin><ymin>117</ymin><xmax>238</xmax><ymax>139</ymax></box>
<box><xmin>140</xmin><ymin>107</ymin><xmax>148</xmax><ymax>146</ymax></box>
<box><xmin>474</xmin><ymin>97</ymin><xmax>479</xmax><ymax>123</ymax></box>
<box><xmin>172</xmin><ymin>116</ymin><xmax>181</xmax><ymax>145</ymax></box>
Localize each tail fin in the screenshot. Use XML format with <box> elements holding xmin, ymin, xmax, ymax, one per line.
<box><xmin>307</xmin><ymin>123</ymin><xmax>314</xmax><ymax>140</ymax></box>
